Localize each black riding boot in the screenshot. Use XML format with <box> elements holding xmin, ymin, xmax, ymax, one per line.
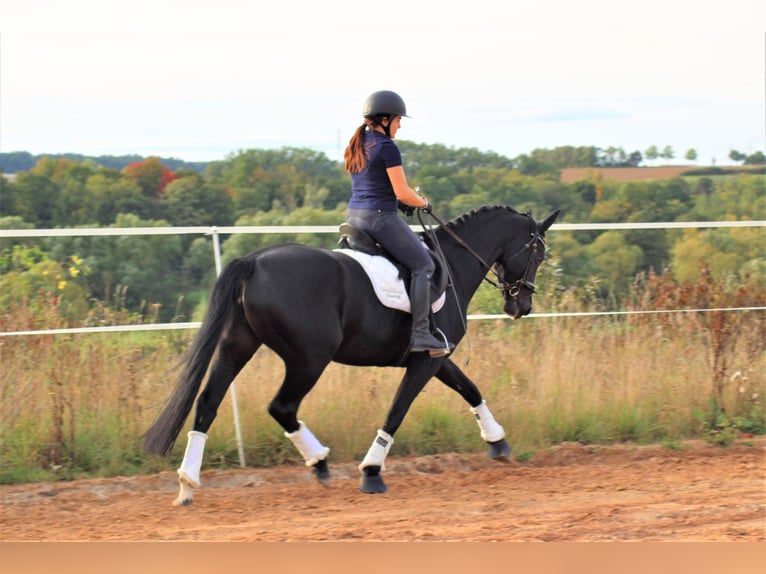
<box><xmin>409</xmin><ymin>271</ymin><xmax>453</xmax><ymax>357</ymax></box>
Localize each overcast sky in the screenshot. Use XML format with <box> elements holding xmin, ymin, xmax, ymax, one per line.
<box><xmin>2</xmin><ymin>0</ymin><xmax>764</xmax><ymax>165</ymax></box>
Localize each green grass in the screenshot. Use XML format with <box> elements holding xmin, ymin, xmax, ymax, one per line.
<box><xmin>1</xmin><ymin>314</ymin><xmax>764</xmax><ymax>484</ymax></box>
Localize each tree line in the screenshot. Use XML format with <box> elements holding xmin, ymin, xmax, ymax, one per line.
<box><xmin>0</xmin><ymin>143</ymin><xmax>764</xmax><ymax>323</ymax></box>
<box><xmin>3</xmin><ymin>145</ymin><xmax>764</xmax><ymax>176</ymax></box>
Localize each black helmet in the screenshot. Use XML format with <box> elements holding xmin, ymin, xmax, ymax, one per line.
<box><xmin>363</xmin><ymin>90</ymin><xmax>409</xmax><ymax>119</ymax></box>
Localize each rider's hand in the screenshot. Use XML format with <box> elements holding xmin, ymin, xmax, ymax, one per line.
<box><xmin>420</xmin><ymin>200</ymin><xmax>432</xmax><ymax>214</ymax></box>
<box><xmin>397</xmin><ymin>200</ymin><xmax>415</xmax><ymax>217</ymax></box>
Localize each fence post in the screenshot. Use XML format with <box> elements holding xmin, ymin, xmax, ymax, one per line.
<box><xmin>209</xmin><ymin>227</ymin><xmax>246</xmax><ymax>468</ymax></box>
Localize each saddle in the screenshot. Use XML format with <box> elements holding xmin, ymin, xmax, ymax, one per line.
<box><xmin>337</xmin><ymin>222</ymin><xmax>449</xmax><ymax>311</ymax></box>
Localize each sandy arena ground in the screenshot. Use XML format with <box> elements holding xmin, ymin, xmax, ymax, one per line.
<box><xmin>2</xmin><ymin>439</ymin><xmax>763</xmax><ymax>542</ymax></box>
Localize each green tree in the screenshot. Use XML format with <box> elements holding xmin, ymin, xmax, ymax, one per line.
<box><xmin>587</xmin><ymin>231</ymin><xmax>645</xmax><ymax>295</ymax></box>
<box><xmin>572</xmin><ymin>180</ymin><xmax>597</xmax><ymax>206</ymax></box>
<box><xmin>7</xmin><ymin>173</ymin><xmax>59</xmax><ymax>226</ymax></box>
<box><xmin>660</xmin><ymin>146</ymin><xmax>675</xmax><ymax>161</ymax></box>
<box><xmin>513</xmin><ymin>154</ymin><xmax>558</xmax><ymax>177</ymax></box>
<box><xmin>618</xmin><ymin>179</ymin><xmax>692</xmax><ymax>223</ymax></box>
<box><xmin>702</xmin><ymin>174</ymin><xmax>766</xmax><ymax>220</ymax></box>
<box><xmin>221</xmin><ymin>206</ymin><xmax>345</xmax><ymax>264</ymax></box>
<box><xmin>0</xmin><ymin>174</ymin><xmax>20</xmax><ymax>217</ymax></box>
<box><xmin>644</xmin><ymin>145</ymin><xmax>659</xmax><ymax>161</ymax></box>
<box><xmin>685</xmin><ymin>148</ymin><xmax>698</xmax><ymax>162</ymax></box>
<box><xmin>590</xmin><ymin>199</ymin><xmax>633</xmax><ymax>223</ymax></box>
<box><xmin>397</xmin><ymin>141</ymin><xmax>514</xmax><ymax>173</ymax></box>
<box><xmin>672</xmin><ymin>228</ymin><xmax>765</xmax><ymax>285</ymax></box>
<box><xmin>182</xmin><ymin>236</ymin><xmax>217</xmax><ymax>304</ymax></box>
<box><xmin>0</xmin><ymin>215</ymin><xmax>33</xmax><ymax>231</ymax></box>
<box><xmin>161</xmin><ymin>175</ymin><xmax>235</xmax><ymax>227</ymax></box>
<box><xmin>694</xmin><ymin>177</ymin><xmax>715</xmax><ymax>198</ymax></box>
<box><xmin>597</xmin><ymin>146</ymin><xmax>629</xmax><ymax>166</ymax></box>
<box><xmin>528</xmin><ymin>145</ymin><xmax>599</xmax><ymax>168</ymax></box>
<box><xmin>51</xmin><ymin>162</ymin><xmax>101</xmax><ymax>225</ymax></box>
<box><xmin>728</xmin><ymin>149</ymin><xmax>747</xmax><ymax>163</ymax></box>
<box><xmin>79</xmin><ymin>214</ymin><xmax>187</xmax><ymax>322</ymax></box>
<box><xmin>205</xmin><ymin>147</ymin><xmax>346</xmax><ymax>213</ymax></box>
<box><xmin>85</xmin><ymin>171</ymin><xmax>151</xmax><ymax>225</ymax></box>
<box><xmin>548</xmin><ymin>232</ymin><xmax>595</xmax><ymax>281</ymax></box>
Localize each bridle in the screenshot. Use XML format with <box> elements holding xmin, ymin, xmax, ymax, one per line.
<box><xmin>418</xmin><ymin>210</ymin><xmax>546</xmax><ymax>303</ymax></box>
<box><xmin>493</xmin><ymin>222</ymin><xmax>546</xmax><ymax>301</ymax></box>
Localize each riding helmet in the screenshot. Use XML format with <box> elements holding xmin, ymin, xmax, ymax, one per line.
<box><xmin>363</xmin><ymin>90</ymin><xmax>409</xmax><ymax>119</ymax></box>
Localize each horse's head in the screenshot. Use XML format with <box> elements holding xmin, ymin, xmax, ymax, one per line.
<box><xmin>494</xmin><ymin>209</ymin><xmax>559</xmax><ymax>319</ymax></box>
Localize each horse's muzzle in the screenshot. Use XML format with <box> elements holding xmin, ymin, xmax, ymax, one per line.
<box><xmin>504</xmin><ymin>298</ymin><xmax>532</xmax><ymax>320</ymax></box>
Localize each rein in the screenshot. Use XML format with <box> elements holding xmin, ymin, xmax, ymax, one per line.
<box><xmin>418</xmin><ymin>209</ymin><xmax>544</xmax><ymax>300</ymax></box>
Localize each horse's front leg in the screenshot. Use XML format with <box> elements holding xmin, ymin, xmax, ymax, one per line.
<box><xmin>359</xmin><ymin>354</ymin><xmax>442</xmax><ymax>494</ymax></box>
<box><xmin>435</xmin><ymin>359</ymin><xmax>512</xmax><ymax>462</ymax></box>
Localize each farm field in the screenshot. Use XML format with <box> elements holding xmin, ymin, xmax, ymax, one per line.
<box><xmin>558</xmin><ymin>165</ymin><xmax>759</xmax><ymax>183</ymax></box>
<box><xmin>2</xmin><ymin>438</ymin><xmax>763</xmax><ymax>542</ymax></box>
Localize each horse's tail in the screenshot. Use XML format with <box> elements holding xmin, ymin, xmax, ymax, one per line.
<box><xmin>143</xmin><ymin>256</ymin><xmax>255</xmax><ymax>456</ymax></box>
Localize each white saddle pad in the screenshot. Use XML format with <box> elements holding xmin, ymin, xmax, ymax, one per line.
<box><xmin>335</xmin><ymin>249</ymin><xmax>446</xmax><ymax>314</ymax></box>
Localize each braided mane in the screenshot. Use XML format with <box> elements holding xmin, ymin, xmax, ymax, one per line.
<box><xmin>442</xmin><ymin>205</ymin><xmax>525</xmax><ymax>230</ymax></box>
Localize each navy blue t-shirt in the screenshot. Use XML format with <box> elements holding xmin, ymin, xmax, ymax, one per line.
<box><xmin>348</xmin><ymin>130</ymin><xmax>402</xmax><ymax>212</ymax></box>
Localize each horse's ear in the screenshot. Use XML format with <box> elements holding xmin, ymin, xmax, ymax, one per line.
<box><xmin>540</xmin><ymin>209</ymin><xmax>560</xmax><ymax>233</ymax></box>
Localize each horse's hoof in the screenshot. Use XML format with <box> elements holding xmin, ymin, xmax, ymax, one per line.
<box><xmin>359</xmin><ymin>466</ymin><xmax>387</xmax><ymax>494</ymax></box>
<box><xmin>487</xmin><ymin>438</ymin><xmax>512</xmax><ymax>462</ymax></box>
<box><xmin>312</xmin><ymin>459</ymin><xmax>330</xmax><ymax>484</ymax></box>
<box><xmin>173</xmin><ymin>478</ymin><xmax>195</xmax><ymax>507</ymax></box>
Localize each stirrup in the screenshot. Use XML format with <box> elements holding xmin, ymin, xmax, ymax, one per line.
<box><xmin>429</xmin><ymin>328</ymin><xmax>454</xmax><ymax>357</ymax></box>
<box><xmin>411</xmin><ymin>328</ymin><xmax>453</xmax><ymax>357</ymax></box>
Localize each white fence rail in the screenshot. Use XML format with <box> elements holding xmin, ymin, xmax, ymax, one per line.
<box><xmin>3</xmin><ymin>219</ymin><xmax>764</xmax><ymax>238</ymax></box>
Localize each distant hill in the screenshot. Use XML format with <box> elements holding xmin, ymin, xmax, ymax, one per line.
<box><xmin>0</xmin><ymin>151</ymin><xmax>208</xmax><ymax>174</ymax></box>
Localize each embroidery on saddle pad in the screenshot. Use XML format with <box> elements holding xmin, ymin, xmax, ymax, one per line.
<box><xmin>334</xmin><ymin>249</ymin><xmax>446</xmax><ymax>314</ymax></box>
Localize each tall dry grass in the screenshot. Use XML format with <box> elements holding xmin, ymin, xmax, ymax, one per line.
<box><xmin>2</xmin><ymin>312</ymin><xmax>763</xmax><ymax>484</ymax></box>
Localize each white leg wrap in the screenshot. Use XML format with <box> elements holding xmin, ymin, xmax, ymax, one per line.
<box><xmin>177</xmin><ymin>430</ymin><xmax>208</xmax><ymax>488</ymax></box>
<box><xmin>285</xmin><ymin>421</ymin><xmax>330</xmax><ymax>466</ymax></box>
<box><xmin>470</xmin><ymin>401</ymin><xmax>505</xmax><ymax>442</ymax></box>
<box><xmin>359</xmin><ymin>429</ymin><xmax>394</xmax><ymax>471</ymax></box>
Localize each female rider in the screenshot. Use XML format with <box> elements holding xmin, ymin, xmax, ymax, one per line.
<box><xmin>344</xmin><ymin>90</ymin><xmax>452</xmax><ymax>357</ymax></box>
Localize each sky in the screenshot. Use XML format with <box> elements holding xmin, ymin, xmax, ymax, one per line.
<box><xmin>2</xmin><ymin>0</ymin><xmax>764</xmax><ymax>166</ymax></box>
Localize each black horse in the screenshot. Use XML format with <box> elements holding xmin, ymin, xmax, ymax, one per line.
<box><xmin>144</xmin><ymin>205</ymin><xmax>559</xmax><ymax>505</ymax></box>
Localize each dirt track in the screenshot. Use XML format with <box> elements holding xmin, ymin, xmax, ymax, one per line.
<box><xmin>2</xmin><ymin>439</ymin><xmax>764</xmax><ymax>542</ymax></box>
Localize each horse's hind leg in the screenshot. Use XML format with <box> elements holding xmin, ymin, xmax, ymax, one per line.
<box><xmin>267</xmin><ymin>360</ymin><xmax>333</xmax><ymax>483</ymax></box>
<box><xmin>435</xmin><ymin>359</ymin><xmax>511</xmax><ymax>461</ymax></box>
<box><xmin>175</xmin><ymin>324</ymin><xmax>260</xmax><ymax>507</ymax></box>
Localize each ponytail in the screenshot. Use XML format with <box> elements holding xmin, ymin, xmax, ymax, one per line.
<box><xmin>344</xmin><ymin>123</ymin><xmax>370</xmax><ymax>173</ymax></box>
<box><xmin>343</xmin><ymin>118</ymin><xmax>377</xmax><ymax>173</ymax></box>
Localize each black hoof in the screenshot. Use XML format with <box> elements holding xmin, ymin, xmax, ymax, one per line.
<box><xmin>312</xmin><ymin>459</ymin><xmax>330</xmax><ymax>484</ymax></box>
<box><xmin>488</xmin><ymin>438</ymin><xmax>512</xmax><ymax>462</ymax></box>
<box><xmin>359</xmin><ymin>466</ymin><xmax>387</xmax><ymax>494</ymax></box>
